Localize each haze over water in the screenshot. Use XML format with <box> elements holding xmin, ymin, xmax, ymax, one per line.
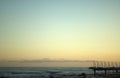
<box><xmin>0</xmin><ymin>0</ymin><xmax>120</xmax><ymax>67</ymax></box>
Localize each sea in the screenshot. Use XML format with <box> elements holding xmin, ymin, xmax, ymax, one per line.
<box><xmin>0</xmin><ymin>67</ymin><xmax>93</xmax><ymax>78</ymax></box>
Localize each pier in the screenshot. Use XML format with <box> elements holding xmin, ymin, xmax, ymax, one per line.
<box><xmin>89</xmin><ymin>61</ymin><xmax>120</xmax><ymax>77</ymax></box>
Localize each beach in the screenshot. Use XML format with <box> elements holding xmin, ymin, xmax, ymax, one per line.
<box><xmin>0</xmin><ymin>67</ymin><xmax>91</xmax><ymax>78</ymax></box>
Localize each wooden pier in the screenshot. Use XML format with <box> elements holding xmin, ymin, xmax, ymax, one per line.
<box><xmin>89</xmin><ymin>61</ymin><xmax>120</xmax><ymax>77</ymax></box>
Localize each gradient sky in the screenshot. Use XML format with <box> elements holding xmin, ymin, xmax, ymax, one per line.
<box><xmin>0</xmin><ymin>0</ymin><xmax>120</xmax><ymax>66</ymax></box>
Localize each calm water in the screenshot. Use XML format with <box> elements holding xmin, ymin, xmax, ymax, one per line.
<box><xmin>0</xmin><ymin>67</ymin><xmax>93</xmax><ymax>78</ymax></box>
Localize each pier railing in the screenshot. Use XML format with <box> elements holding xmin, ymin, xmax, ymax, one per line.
<box><xmin>92</xmin><ymin>61</ymin><xmax>120</xmax><ymax>68</ymax></box>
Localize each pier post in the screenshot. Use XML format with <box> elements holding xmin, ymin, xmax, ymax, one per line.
<box><xmin>105</xmin><ymin>69</ymin><xmax>107</xmax><ymax>76</ymax></box>
<box><xmin>93</xmin><ymin>69</ymin><xmax>96</xmax><ymax>76</ymax></box>
<box><xmin>116</xmin><ymin>69</ymin><xmax>118</xmax><ymax>74</ymax></box>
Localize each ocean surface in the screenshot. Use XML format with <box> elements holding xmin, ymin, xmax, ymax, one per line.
<box><xmin>0</xmin><ymin>67</ymin><xmax>93</xmax><ymax>78</ymax></box>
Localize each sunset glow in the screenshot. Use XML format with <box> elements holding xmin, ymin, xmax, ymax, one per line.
<box><xmin>0</xmin><ymin>0</ymin><xmax>120</xmax><ymax>67</ymax></box>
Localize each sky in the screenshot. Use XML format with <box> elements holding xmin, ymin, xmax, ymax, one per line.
<box><xmin>0</xmin><ymin>0</ymin><xmax>120</xmax><ymax>66</ymax></box>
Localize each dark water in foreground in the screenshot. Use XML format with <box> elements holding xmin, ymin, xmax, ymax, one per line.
<box><xmin>0</xmin><ymin>67</ymin><xmax>92</xmax><ymax>78</ymax></box>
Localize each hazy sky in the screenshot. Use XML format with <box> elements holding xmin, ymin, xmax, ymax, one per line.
<box><xmin>0</xmin><ymin>0</ymin><xmax>120</xmax><ymax>66</ymax></box>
